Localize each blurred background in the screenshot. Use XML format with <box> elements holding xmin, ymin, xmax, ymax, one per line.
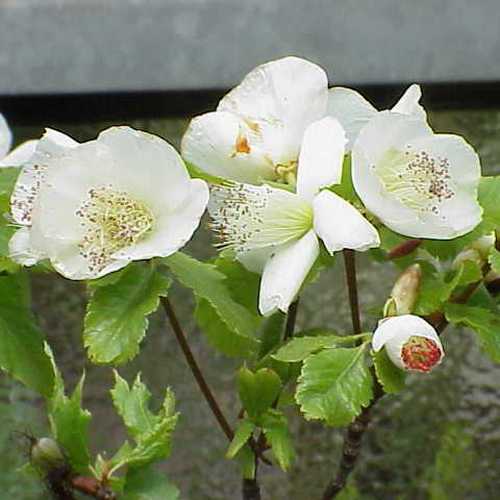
<box><xmin>1</xmin><ymin>1</ymin><xmax>500</xmax><ymax>499</ymax></box>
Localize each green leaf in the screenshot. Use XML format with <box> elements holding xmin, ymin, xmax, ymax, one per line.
<box><xmin>296</xmin><ymin>345</ymin><xmax>373</xmax><ymax>426</ymax></box>
<box><xmin>123</xmin><ymin>466</ymin><xmax>179</xmax><ymax>500</ymax></box>
<box><xmin>0</xmin><ymin>167</ymin><xmax>20</xmax><ymax>196</ymax></box>
<box><xmin>226</xmin><ymin>419</ymin><xmax>255</xmax><ymax>459</ymax></box>
<box><xmin>238</xmin><ymin>367</ymin><xmax>282</xmax><ymax>421</ymax></box>
<box><xmin>328</xmin><ymin>155</ymin><xmax>360</xmax><ymax>205</ymax></box>
<box><xmin>258</xmin><ymin>312</ymin><xmax>286</xmax><ymax>358</ymax></box>
<box><xmin>261</xmin><ymin>410</ymin><xmax>295</xmax><ymax>471</ymax></box>
<box><xmin>164</xmin><ymin>252</ymin><xmax>260</xmax><ymax>357</ymax></box>
<box><xmin>84</xmin><ymin>262</ymin><xmax>171</xmax><ymax>365</ymax></box>
<box><xmin>111</xmin><ymin>371</ymin><xmax>159</xmax><ymax>441</ymax></box>
<box><xmin>372</xmin><ymin>349</ymin><xmax>406</xmax><ymax>394</ymax></box>
<box><xmin>46</xmin><ymin>345</ymin><xmax>91</xmax><ymax>473</ymax></box>
<box><xmin>235</xmin><ymin>444</ymin><xmax>255</xmax><ymax>480</ymax></box>
<box><xmin>458</xmin><ymin>260</ymin><xmax>483</xmax><ymax>286</ymax></box>
<box><xmin>273</xmin><ymin>334</ymin><xmax>346</xmax><ymax>363</ymax></box>
<box><xmin>488</xmin><ymin>248</ymin><xmax>500</xmax><ymax>274</ymax></box>
<box><xmin>110</xmin><ymin>377</ymin><xmax>178</xmax><ymax>473</ymax></box>
<box><xmin>0</xmin><ymin>273</ymin><xmax>54</xmax><ymax>396</ymax></box>
<box><xmin>445</xmin><ymin>303</ymin><xmax>500</xmax><ymax>363</ymax></box>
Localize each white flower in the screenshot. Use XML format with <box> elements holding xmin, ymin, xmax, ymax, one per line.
<box><xmin>208</xmin><ymin>119</ymin><xmax>380</xmax><ymax>316</ymax></box>
<box><xmin>351</xmin><ymin>111</ymin><xmax>482</xmax><ymax>239</ymax></box>
<box><xmin>0</xmin><ymin>113</ymin><xmax>39</xmax><ymax>167</ymax></box>
<box><xmin>11</xmin><ymin>126</ymin><xmax>209</xmax><ymax>279</ymax></box>
<box><xmin>328</xmin><ymin>84</ymin><xmax>426</xmax><ymax>150</ymax></box>
<box><xmin>372</xmin><ymin>315</ymin><xmax>444</xmax><ymax>373</ymax></box>
<box><xmin>182</xmin><ymin>56</ymin><xmax>332</xmax><ymax>185</ymax></box>
<box><xmin>8</xmin><ymin>129</ymin><xmax>79</xmax><ymax>266</ymax></box>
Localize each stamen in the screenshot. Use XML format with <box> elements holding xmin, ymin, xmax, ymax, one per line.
<box><xmin>76</xmin><ymin>185</ymin><xmax>154</xmax><ymax>272</ymax></box>
<box><xmin>401</xmin><ymin>336</ymin><xmax>442</xmax><ymax>372</ymax></box>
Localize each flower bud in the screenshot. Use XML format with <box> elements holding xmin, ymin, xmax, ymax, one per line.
<box><xmin>384</xmin><ymin>264</ymin><xmax>421</xmax><ymax>316</ymax></box>
<box><xmin>452</xmin><ymin>232</ymin><xmax>496</xmax><ymax>270</ymax></box>
<box><xmin>372</xmin><ymin>315</ymin><xmax>444</xmax><ymax>373</ymax></box>
<box><xmin>471</xmin><ymin>232</ymin><xmax>496</xmax><ymax>258</ymax></box>
<box><xmin>31</xmin><ymin>437</ymin><xmax>65</xmax><ymax>473</ymax></box>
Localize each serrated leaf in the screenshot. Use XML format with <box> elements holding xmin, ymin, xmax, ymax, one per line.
<box><xmin>164</xmin><ymin>252</ymin><xmax>260</xmax><ymax>357</ymax></box>
<box><xmin>296</xmin><ymin>345</ymin><xmax>373</xmax><ymax>426</ymax></box>
<box><xmin>489</xmin><ymin>248</ymin><xmax>500</xmax><ymax>274</ymax></box>
<box><xmin>261</xmin><ymin>410</ymin><xmax>295</xmax><ymax>471</ymax></box>
<box><xmin>84</xmin><ymin>262</ymin><xmax>171</xmax><ymax>365</ymax></box>
<box><xmin>123</xmin><ymin>466</ymin><xmax>179</xmax><ymax>500</ymax></box>
<box><xmin>445</xmin><ymin>303</ymin><xmax>500</xmax><ymax>363</ymax></box>
<box><xmin>0</xmin><ymin>273</ymin><xmax>54</xmax><ymax>396</ymax></box>
<box><xmin>372</xmin><ymin>349</ymin><xmax>406</xmax><ymax>394</ymax></box>
<box><xmin>226</xmin><ymin>419</ymin><xmax>255</xmax><ymax>459</ymax></box>
<box><xmin>273</xmin><ymin>334</ymin><xmax>345</xmax><ymax>363</ymax></box>
<box><xmin>238</xmin><ymin>367</ymin><xmax>282</xmax><ymax>421</ymax></box>
<box><xmin>258</xmin><ymin>312</ymin><xmax>286</xmax><ymax>358</ymax></box>
<box><xmin>46</xmin><ymin>344</ymin><xmax>91</xmax><ymax>473</ymax></box>
<box><xmin>111</xmin><ymin>371</ymin><xmax>159</xmax><ymax>440</ymax></box>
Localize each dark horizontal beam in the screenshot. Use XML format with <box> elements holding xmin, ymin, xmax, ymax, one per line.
<box><xmin>1</xmin><ymin>81</ymin><xmax>499</xmax><ymax>127</ymax></box>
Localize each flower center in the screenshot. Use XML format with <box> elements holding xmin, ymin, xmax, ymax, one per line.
<box><xmin>209</xmin><ymin>183</ymin><xmax>312</xmax><ymax>253</ymax></box>
<box><xmin>400</xmin><ymin>335</ymin><xmax>442</xmax><ymax>372</ymax></box>
<box><xmin>374</xmin><ymin>147</ymin><xmax>454</xmax><ymax>216</ymax></box>
<box><xmin>76</xmin><ymin>186</ymin><xmax>154</xmax><ymax>272</ymax></box>
<box><xmin>275</xmin><ymin>161</ymin><xmax>298</xmax><ymax>187</ymax></box>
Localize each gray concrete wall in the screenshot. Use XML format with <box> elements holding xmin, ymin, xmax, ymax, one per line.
<box><xmin>1</xmin><ymin>0</ymin><xmax>499</xmax><ymax>95</ymax></box>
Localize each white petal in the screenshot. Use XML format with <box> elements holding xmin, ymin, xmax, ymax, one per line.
<box><xmin>218</xmin><ymin>56</ymin><xmax>328</xmax><ymax>164</ymax></box>
<box><xmin>181</xmin><ymin>111</ymin><xmax>275</xmax><ymax>184</ymax></box>
<box><xmin>238</xmin><ymin>246</ymin><xmax>276</xmax><ymax>274</ymax></box>
<box><xmin>372</xmin><ymin>315</ymin><xmax>443</xmax><ymax>369</ymax></box>
<box><xmin>0</xmin><ymin>140</ymin><xmax>37</xmax><ymax>167</ymax></box>
<box><xmin>259</xmin><ymin>230</ymin><xmax>319</xmax><ymax>315</ymax></box>
<box><xmin>313</xmin><ymin>190</ymin><xmax>380</xmax><ymax>253</ymax></box>
<box><xmin>296</xmin><ymin>117</ymin><xmax>346</xmax><ymax>200</ymax></box>
<box><xmin>391</xmin><ymin>84</ymin><xmax>426</xmax><ymax>120</ymax></box>
<box><xmin>327</xmin><ymin>87</ymin><xmax>378</xmax><ymax>150</ymax></box>
<box><xmin>0</xmin><ymin>114</ymin><xmax>12</xmax><ymax>160</ymax></box>
<box><xmin>8</xmin><ymin>227</ymin><xmax>45</xmax><ymax>266</ymax></box>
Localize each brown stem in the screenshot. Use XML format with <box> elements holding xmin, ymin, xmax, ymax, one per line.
<box><xmin>161</xmin><ymin>297</ymin><xmax>234</xmax><ymax>441</ymax></box>
<box><xmin>343</xmin><ymin>250</ymin><xmax>361</xmax><ymax>335</ymax></box>
<box><xmin>284</xmin><ymin>298</ymin><xmax>299</xmax><ymax>341</ymax></box>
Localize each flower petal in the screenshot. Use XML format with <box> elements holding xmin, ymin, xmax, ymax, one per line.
<box><xmin>391</xmin><ymin>84</ymin><xmax>426</xmax><ymax>120</ymax></box>
<box><xmin>218</xmin><ymin>56</ymin><xmax>328</xmax><ymax>165</ymax></box>
<box><xmin>0</xmin><ymin>113</ymin><xmax>12</xmax><ymax>160</ymax></box>
<box><xmin>327</xmin><ymin>87</ymin><xmax>377</xmax><ymax>150</ymax></box>
<box><xmin>313</xmin><ymin>190</ymin><xmax>380</xmax><ymax>253</ymax></box>
<box><xmin>181</xmin><ymin>111</ymin><xmax>275</xmax><ymax>184</ymax></box>
<box><xmin>0</xmin><ymin>140</ymin><xmax>37</xmax><ymax>167</ymax></box>
<box><xmin>8</xmin><ymin>227</ymin><xmax>45</xmax><ymax>266</ymax></box>
<box><xmin>259</xmin><ymin>230</ymin><xmax>319</xmax><ymax>315</ymax></box>
<box><xmin>296</xmin><ymin>117</ymin><xmax>346</xmax><ymax>200</ymax></box>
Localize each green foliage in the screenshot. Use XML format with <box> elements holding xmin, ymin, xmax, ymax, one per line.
<box><xmin>109</xmin><ymin>372</ymin><xmax>178</xmax><ymax>473</ymax></box>
<box><xmin>0</xmin><ymin>273</ymin><xmax>54</xmax><ymax>397</ymax></box>
<box><xmin>164</xmin><ymin>252</ymin><xmax>260</xmax><ymax>357</ymax></box>
<box><xmin>328</xmin><ymin>155</ymin><xmax>360</xmax><ymax>206</ymax></box>
<box><xmin>296</xmin><ymin>344</ymin><xmax>373</xmax><ymax>426</ymax></box>
<box><xmin>258</xmin><ymin>312</ymin><xmax>286</xmax><ymax>358</ymax></box>
<box><xmin>226</xmin><ymin>419</ymin><xmax>255</xmax><ymax>459</ymax></box>
<box><xmin>488</xmin><ymin>247</ymin><xmax>500</xmax><ymax>273</ymax></box>
<box><xmin>445</xmin><ymin>303</ymin><xmax>500</xmax><ymax>362</ymax></box>
<box><xmin>238</xmin><ymin>366</ymin><xmax>282</xmax><ymax>421</ymax></box>
<box><xmin>260</xmin><ymin>409</ymin><xmax>295</xmax><ymax>471</ymax></box>
<box><xmin>46</xmin><ymin>345</ymin><xmax>91</xmax><ymax>474</ymax></box>
<box><xmin>84</xmin><ymin>262</ymin><xmax>171</xmax><ymax>365</ymax></box>
<box><xmin>372</xmin><ymin>349</ymin><xmax>406</xmax><ymax>394</ymax></box>
<box><xmin>123</xmin><ymin>466</ymin><xmax>179</xmax><ymax>500</ymax></box>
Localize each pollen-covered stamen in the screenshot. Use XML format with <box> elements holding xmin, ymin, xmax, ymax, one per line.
<box><xmin>375</xmin><ymin>147</ymin><xmax>455</xmax><ymax>215</ymax></box>
<box><xmin>275</xmin><ymin>160</ymin><xmax>298</xmax><ymax>187</ymax></box>
<box><xmin>401</xmin><ymin>335</ymin><xmax>442</xmax><ymax>372</ymax></box>
<box><xmin>76</xmin><ymin>186</ymin><xmax>154</xmax><ymax>272</ymax></box>
<box><xmin>208</xmin><ymin>183</ymin><xmax>312</xmax><ymax>252</ymax></box>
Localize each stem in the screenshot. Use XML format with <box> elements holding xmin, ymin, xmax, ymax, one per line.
<box><xmin>343</xmin><ymin>250</ymin><xmax>361</xmax><ymax>335</ymax></box>
<box><xmin>284</xmin><ymin>298</ymin><xmax>299</xmax><ymax>340</ymax></box>
<box><xmin>161</xmin><ymin>297</ymin><xmax>234</xmax><ymax>441</ymax></box>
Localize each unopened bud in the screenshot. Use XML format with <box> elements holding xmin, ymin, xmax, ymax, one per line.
<box><xmin>384</xmin><ymin>264</ymin><xmax>421</xmax><ymax>316</ymax></box>
<box><xmin>31</xmin><ymin>437</ymin><xmax>65</xmax><ymax>473</ymax></box>
<box><xmin>471</xmin><ymin>233</ymin><xmax>496</xmax><ymax>258</ymax></box>
<box><xmin>453</xmin><ymin>233</ymin><xmax>496</xmax><ymax>270</ymax></box>
<box><xmin>372</xmin><ymin>315</ymin><xmax>444</xmax><ymax>373</ymax></box>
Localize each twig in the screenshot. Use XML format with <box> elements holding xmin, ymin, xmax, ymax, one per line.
<box><xmin>284</xmin><ymin>299</ymin><xmax>300</xmax><ymax>340</ymax></box>
<box><xmin>342</xmin><ymin>250</ymin><xmax>362</xmax><ymax>335</ymax></box>
<box><xmin>161</xmin><ymin>297</ymin><xmax>234</xmax><ymax>441</ymax></box>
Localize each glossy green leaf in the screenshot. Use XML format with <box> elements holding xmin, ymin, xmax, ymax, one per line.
<box><xmin>261</xmin><ymin>410</ymin><xmax>295</xmax><ymax>471</ymax></box>
<box><xmin>165</xmin><ymin>252</ymin><xmax>260</xmax><ymax>357</ymax></box>
<box><xmin>84</xmin><ymin>262</ymin><xmax>171</xmax><ymax>365</ymax></box>
<box><xmin>372</xmin><ymin>349</ymin><xmax>406</xmax><ymax>394</ymax></box>
<box><xmin>238</xmin><ymin>367</ymin><xmax>282</xmax><ymax>421</ymax></box>
<box><xmin>123</xmin><ymin>466</ymin><xmax>179</xmax><ymax>500</ymax></box>
<box><xmin>0</xmin><ymin>273</ymin><xmax>54</xmax><ymax>396</ymax></box>
<box><xmin>445</xmin><ymin>303</ymin><xmax>500</xmax><ymax>363</ymax></box>
<box><xmin>296</xmin><ymin>345</ymin><xmax>373</xmax><ymax>426</ymax></box>
<box><xmin>226</xmin><ymin>419</ymin><xmax>255</xmax><ymax>459</ymax></box>
<box><xmin>273</xmin><ymin>334</ymin><xmax>345</xmax><ymax>363</ymax></box>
